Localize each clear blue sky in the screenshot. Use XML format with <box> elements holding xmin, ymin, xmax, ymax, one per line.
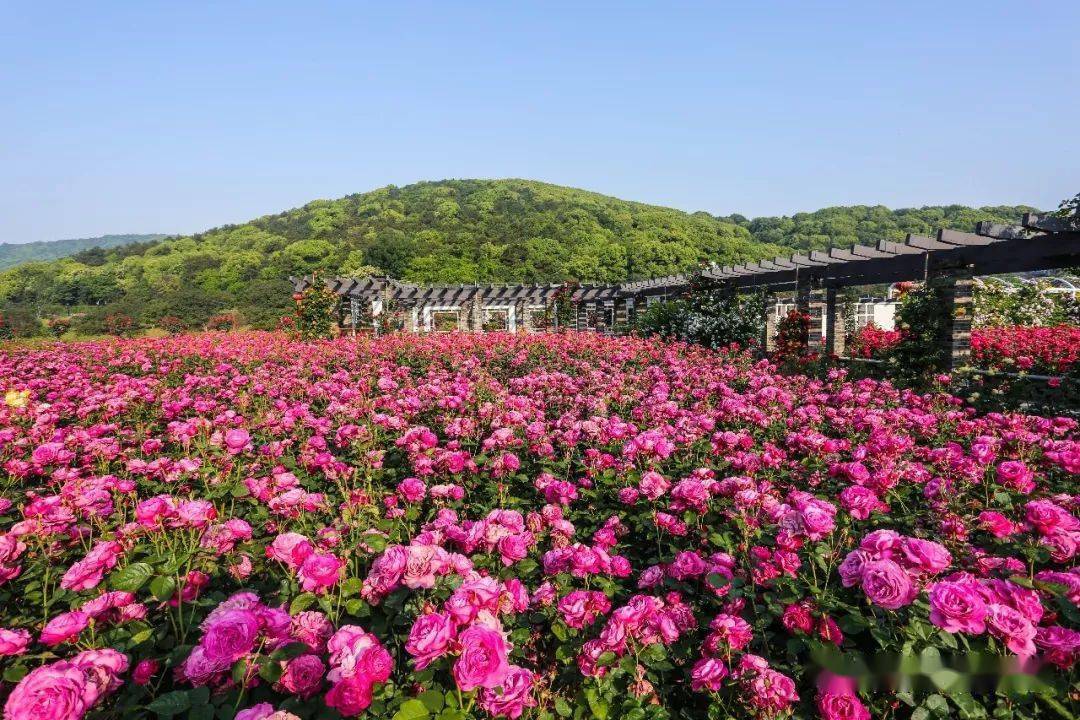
<box><xmin>2</xmin><ymin>1</ymin><xmax>1077</xmax><ymax>243</ymax></box>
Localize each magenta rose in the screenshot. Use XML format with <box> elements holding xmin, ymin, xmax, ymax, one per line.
<box><xmin>39</xmin><ymin>610</ymin><xmax>90</xmax><ymax>646</ymax></box>
<box><xmin>986</xmin><ymin>603</ymin><xmax>1036</xmax><ymax>655</ymax></box>
<box><xmin>405</xmin><ymin>611</ymin><xmax>456</xmax><ymax>669</ymax></box>
<box><xmin>200</xmin><ymin>608</ymin><xmax>261</xmax><ymax>665</ymax></box>
<box><xmin>0</xmin><ymin>627</ymin><xmax>31</xmax><ymax>656</ymax></box>
<box><xmin>276</xmin><ymin>654</ymin><xmax>325</xmax><ymax>698</ymax></box>
<box><xmin>928</xmin><ymin>581</ymin><xmax>987</xmax><ymax>634</ymax></box>
<box><xmin>899</xmin><ymin>537</ymin><xmax>951</xmax><ymax>575</ymax></box>
<box><xmin>453</xmin><ymin>624</ymin><xmax>511</xmax><ymax>691</ymax></box>
<box><xmin>325</xmin><ymin>674</ymin><xmax>374</xmax><ymax>716</ymax></box>
<box><xmin>298</xmin><ymin>552</ymin><xmax>343</xmax><ymax>593</ymax></box>
<box><xmin>690</xmin><ymin>657</ymin><xmax>728</xmax><ymax>692</ymax></box>
<box><xmin>479</xmin><ymin>665</ymin><xmax>536</xmax><ymax>719</ymax></box>
<box><xmin>859</xmin><ymin>559</ymin><xmax>916</xmax><ymax>610</ymax></box>
<box><xmin>4</xmin><ymin>661</ymin><xmax>91</xmax><ymax>720</ymax></box>
<box><xmin>817</xmin><ymin>692</ymin><xmax>871</xmax><ymax>720</ymax></box>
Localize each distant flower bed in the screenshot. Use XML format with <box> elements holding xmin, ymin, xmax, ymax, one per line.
<box><xmin>0</xmin><ymin>332</ymin><xmax>1076</xmax><ymax>720</ymax></box>
<box><xmin>846</xmin><ymin>323</ymin><xmax>903</xmax><ymax>358</ymax></box>
<box><xmin>972</xmin><ymin>324</ymin><xmax>1080</xmax><ymax>375</ymax></box>
<box><xmin>848</xmin><ymin>323</ymin><xmax>1079</xmax><ymax>375</ymax></box>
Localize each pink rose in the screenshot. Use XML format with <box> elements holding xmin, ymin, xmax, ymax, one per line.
<box><xmin>479</xmin><ymin>665</ymin><xmax>536</xmax><ymax>719</ymax></box>
<box><xmin>0</xmin><ymin>627</ymin><xmax>31</xmax><ymax>656</ymax></box>
<box><xmin>405</xmin><ymin>612</ymin><xmax>456</xmax><ymax>669</ymax></box>
<box><xmin>298</xmin><ymin>552</ymin><xmax>343</xmax><ymax>593</ymax></box>
<box><xmin>4</xmin><ymin>661</ymin><xmax>91</xmax><ymax>720</ymax></box>
<box><xmin>236</xmin><ymin>704</ymin><xmax>275</xmax><ymax>720</ymax></box>
<box><xmin>453</xmin><ymin>624</ymin><xmax>511</xmax><ymax>691</ymax></box>
<box><xmin>859</xmin><ymin>559</ymin><xmax>916</xmax><ymax>610</ymax></box>
<box><xmin>224</xmin><ymin>428</ymin><xmax>252</xmax><ymax>453</ymax></box>
<box><xmin>401</xmin><ymin>544</ymin><xmax>442</xmax><ymax>589</ymax></box>
<box><xmin>899</xmin><ymin>537</ymin><xmax>951</xmax><ymax>575</ymax></box>
<box><xmin>267</xmin><ymin>532</ymin><xmax>315</xmax><ymax>570</ymax></box>
<box><xmin>325</xmin><ymin>674</ymin><xmax>374</xmax><ymax>716</ymax></box>
<box><xmin>928</xmin><ymin>581</ymin><xmax>987</xmax><ymax>634</ymax></box>
<box><xmin>986</xmin><ymin>604</ymin><xmax>1036</xmax><ymax>656</ymax></box>
<box><xmin>132</xmin><ymin>658</ymin><xmax>160</xmax><ymax>685</ymax></box>
<box><xmin>690</xmin><ymin>657</ymin><xmax>728</xmax><ymax>691</ymax></box>
<box><xmin>39</xmin><ymin>610</ymin><xmax>90</xmax><ymax>646</ymax></box>
<box><xmin>817</xmin><ymin>692</ymin><xmax>871</xmax><ymax>720</ymax></box>
<box><xmin>201</xmin><ymin>608</ymin><xmax>260</xmax><ymax>665</ymax></box>
<box><xmin>276</xmin><ymin>654</ymin><xmax>325</xmax><ymax>698</ymax></box>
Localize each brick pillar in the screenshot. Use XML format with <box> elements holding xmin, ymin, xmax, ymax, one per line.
<box><xmin>824</xmin><ymin>287</ymin><xmax>845</xmax><ymax>357</ymax></box>
<box><xmin>933</xmin><ymin>269</ymin><xmax>974</xmax><ymax>370</ymax></box>
<box><xmin>510</xmin><ymin>299</ymin><xmax>522</xmax><ymax>333</ymax></box>
<box><xmin>795</xmin><ymin>277</ymin><xmax>813</xmax><ymax>355</ymax></box>
<box><xmin>576</xmin><ymin>302</ymin><xmax>588</xmax><ymax>331</ymax></box>
<box><xmin>614</xmin><ymin>298</ymin><xmax>628</xmax><ymax>334</ymax></box>
<box><xmin>469</xmin><ymin>298</ymin><xmax>483</xmax><ymax>332</ymax></box>
<box><xmin>762</xmin><ymin>292</ymin><xmax>775</xmax><ymax>353</ymax></box>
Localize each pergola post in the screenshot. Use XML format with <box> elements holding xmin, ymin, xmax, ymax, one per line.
<box><xmin>762</xmin><ymin>292</ymin><xmax>776</xmax><ymax>352</ymax></box>
<box><xmin>795</xmin><ymin>274</ymin><xmax>813</xmax><ymax>354</ymax></box>
<box><xmin>469</xmin><ymin>297</ymin><xmax>483</xmax><ymax>332</ymax></box>
<box><xmin>931</xmin><ymin>267</ymin><xmax>974</xmax><ymax>370</ymax></box>
<box><xmin>824</xmin><ymin>287</ymin><xmax>845</xmax><ymax>357</ymax></box>
<box><xmin>514</xmin><ymin>299</ymin><xmax>526</xmax><ymax>333</ymax></box>
<box><xmin>576</xmin><ymin>301</ymin><xmax>589</xmax><ymax>331</ymax></box>
<box><xmin>613</xmin><ymin>298</ymin><xmax>628</xmax><ymax>333</ymax></box>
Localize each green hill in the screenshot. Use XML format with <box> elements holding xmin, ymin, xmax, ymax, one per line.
<box><xmin>0</xmin><ymin>179</ymin><xmax>1037</xmax><ymax>334</ymax></box>
<box><xmin>717</xmin><ymin>204</ymin><xmax>1037</xmax><ymax>251</ymax></box>
<box><xmin>0</xmin><ymin>234</ymin><xmax>167</xmax><ymax>271</ymax></box>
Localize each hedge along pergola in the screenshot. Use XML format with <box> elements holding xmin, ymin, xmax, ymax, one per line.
<box><xmin>293</xmin><ymin>214</ymin><xmax>1080</xmax><ymax>368</ymax></box>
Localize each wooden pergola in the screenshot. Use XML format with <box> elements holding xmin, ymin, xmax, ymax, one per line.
<box><xmin>293</xmin><ymin>214</ymin><xmax>1080</xmax><ymax>367</ymax></box>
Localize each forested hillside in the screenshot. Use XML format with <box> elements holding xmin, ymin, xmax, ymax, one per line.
<box><xmin>718</xmin><ymin>204</ymin><xmax>1035</xmax><ymax>251</ymax></box>
<box><xmin>0</xmin><ymin>233</ymin><xmax>166</xmax><ymax>271</ymax></box>
<box><xmin>0</xmin><ymin>179</ymin><xmax>1037</xmax><ymax>335</ymax></box>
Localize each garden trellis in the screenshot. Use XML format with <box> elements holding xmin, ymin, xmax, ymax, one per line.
<box><xmin>293</xmin><ymin>214</ymin><xmax>1080</xmax><ymax>369</ymax></box>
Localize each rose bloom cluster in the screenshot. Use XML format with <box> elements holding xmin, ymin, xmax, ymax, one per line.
<box><xmin>0</xmin><ymin>331</ymin><xmax>1076</xmax><ymax>720</ymax></box>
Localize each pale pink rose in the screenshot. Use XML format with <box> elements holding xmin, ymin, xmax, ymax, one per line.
<box><xmin>266</xmin><ymin>532</ymin><xmax>314</xmax><ymax>570</ymax></box>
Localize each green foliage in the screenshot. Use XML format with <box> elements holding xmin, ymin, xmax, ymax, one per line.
<box><xmin>636</xmin><ymin>284</ymin><xmax>764</xmax><ymax>349</ymax></box>
<box><xmin>0</xmin><ymin>234</ymin><xmax>166</xmax><ymax>271</ymax></box>
<box><xmin>293</xmin><ymin>282</ymin><xmax>338</xmax><ymax>340</ymax></box>
<box><xmin>720</xmin><ymin>204</ymin><xmax>1037</xmax><ymax>251</ymax></box>
<box><xmin>883</xmin><ymin>285</ymin><xmax>948</xmax><ymax>379</ymax></box>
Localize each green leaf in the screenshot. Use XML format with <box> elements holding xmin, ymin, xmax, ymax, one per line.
<box><xmin>555</xmin><ymin>699</ymin><xmax>573</xmax><ymax>717</ymax></box>
<box><xmin>393</xmin><ymin>698</ymin><xmax>430</xmax><ymax>720</ymax></box>
<box><xmin>271</xmin><ymin>641</ymin><xmax>311</xmax><ymax>661</ymax></box>
<box><xmin>149</xmin><ymin>575</ymin><xmax>177</xmax><ymax>602</ymax></box>
<box><xmin>2</xmin><ymin>665</ymin><xmax>27</xmax><ymax>683</ymax></box>
<box><xmin>289</xmin><ymin>592</ymin><xmax>317</xmax><ymax>615</ymax></box>
<box><xmin>146</xmin><ymin>690</ymin><xmax>192</xmax><ymax>718</ymax></box>
<box><xmin>109</xmin><ymin>562</ymin><xmax>154</xmax><ymax>592</ymax></box>
<box><xmin>419</xmin><ymin>690</ymin><xmax>445</xmax><ymax>713</ymax></box>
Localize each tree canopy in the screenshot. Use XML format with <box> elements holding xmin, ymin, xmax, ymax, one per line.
<box><xmin>0</xmin><ymin>179</ymin><xmax>1038</xmax><ymax>333</ymax></box>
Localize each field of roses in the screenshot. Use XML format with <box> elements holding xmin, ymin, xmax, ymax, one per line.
<box><xmin>0</xmin><ymin>331</ymin><xmax>1076</xmax><ymax>720</ymax></box>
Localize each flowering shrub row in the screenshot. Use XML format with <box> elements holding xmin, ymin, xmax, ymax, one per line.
<box><xmin>0</xmin><ymin>332</ymin><xmax>1075</xmax><ymax>720</ymax></box>
<box><xmin>971</xmin><ymin>325</ymin><xmax>1080</xmax><ymax>375</ymax></box>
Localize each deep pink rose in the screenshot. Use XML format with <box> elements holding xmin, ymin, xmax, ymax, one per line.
<box><xmin>690</xmin><ymin>657</ymin><xmax>728</xmax><ymax>691</ymax></box>
<box><xmin>859</xmin><ymin>560</ymin><xmax>916</xmax><ymax>610</ymax></box>
<box><xmin>39</xmin><ymin>610</ymin><xmax>90</xmax><ymax>646</ymax></box>
<box><xmin>453</xmin><ymin>624</ymin><xmax>511</xmax><ymax>691</ymax></box>
<box><xmin>325</xmin><ymin>674</ymin><xmax>374</xmax><ymax>716</ymax></box>
<box><xmin>276</xmin><ymin>654</ymin><xmax>325</xmax><ymax>698</ymax></box>
<box><xmin>928</xmin><ymin>581</ymin><xmax>987</xmax><ymax>634</ymax></box>
<box><xmin>0</xmin><ymin>627</ymin><xmax>31</xmax><ymax>656</ymax></box>
<box><xmin>405</xmin><ymin>611</ymin><xmax>456</xmax><ymax>669</ymax></box>
<box><xmin>298</xmin><ymin>552</ymin><xmax>343</xmax><ymax>593</ymax></box>
<box><xmin>200</xmin><ymin>608</ymin><xmax>261</xmax><ymax>664</ymax></box>
<box><xmin>479</xmin><ymin>665</ymin><xmax>536</xmax><ymax>719</ymax></box>
<box><xmin>4</xmin><ymin>661</ymin><xmax>90</xmax><ymax>720</ymax></box>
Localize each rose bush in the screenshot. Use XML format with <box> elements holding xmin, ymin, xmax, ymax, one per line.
<box><xmin>0</xmin><ymin>331</ymin><xmax>1075</xmax><ymax>720</ymax></box>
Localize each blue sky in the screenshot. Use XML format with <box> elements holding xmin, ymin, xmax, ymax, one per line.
<box><xmin>1</xmin><ymin>1</ymin><xmax>1078</xmax><ymax>243</ymax></box>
